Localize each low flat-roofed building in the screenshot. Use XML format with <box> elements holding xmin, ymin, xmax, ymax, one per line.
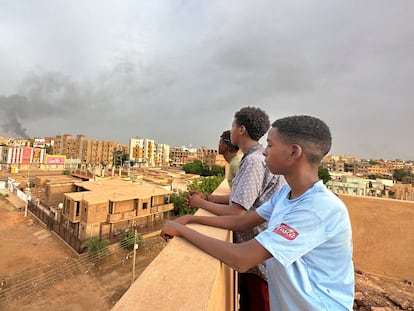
<box><xmin>62</xmin><ymin>179</ymin><xmax>174</xmax><ymax>242</ymax></box>
<box><xmin>32</xmin><ymin>175</ymin><xmax>80</xmax><ymax>207</ymax></box>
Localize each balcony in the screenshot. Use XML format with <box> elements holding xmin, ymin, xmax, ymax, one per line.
<box><xmin>123</xmin><ymin>210</ymin><xmax>136</xmax><ymax>218</ymax></box>
<box><xmin>112</xmin><ymin>180</ymin><xmax>235</xmax><ymax>311</ymax></box>
<box><xmin>107</xmin><ymin>213</ymin><xmax>123</xmax><ymax>222</ymax></box>
<box><xmin>157</xmin><ymin>202</ymin><xmax>174</xmax><ymax>212</ymax></box>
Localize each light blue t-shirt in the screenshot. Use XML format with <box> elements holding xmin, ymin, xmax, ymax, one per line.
<box><xmin>255</xmin><ymin>181</ymin><xmax>354</xmax><ymax>311</ymax></box>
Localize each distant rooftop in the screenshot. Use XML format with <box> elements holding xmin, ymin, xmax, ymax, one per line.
<box><xmin>66</xmin><ymin>179</ymin><xmax>173</xmax><ymax>204</ymax></box>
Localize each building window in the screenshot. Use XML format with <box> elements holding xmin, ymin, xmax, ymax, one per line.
<box><xmin>134</xmin><ymin>199</ymin><xmax>138</xmax><ymax>210</ymax></box>
<box><xmin>75</xmin><ymin>201</ymin><xmax>80</xmax><ymax>216</ymax></box>
<box><xmin>109</xmin><ymin>201</ymin><xmax>114</xmax><ymax>214</ymax></box>
<box><xmin>143</xmin><ymin>202</ymin><xmax>148</xmax><ymax>210</ymax></box>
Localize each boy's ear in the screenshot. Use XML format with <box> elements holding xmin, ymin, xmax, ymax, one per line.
<box><xmin>290</xmin><ymin>144</ymin><xmax>303</xmax><ymax>160</ymax></box>
<box><xmin>239</xmin><ymin>125</ymin><xmax>247</xmax><ymax>136</ymax></box>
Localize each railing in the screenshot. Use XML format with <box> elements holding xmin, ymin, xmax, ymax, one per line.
<box><xmin>112</xmin><ymin>180</ymin><xmax>235</xmax><ymax>311</ymax></box>
<box><xmin>107</xmin><ymin>213</ymin><xmax>123</xmax><ymax>222</ymax></box>
<box><xmin>157</xmin><ymin>202</ymin><xmax>174</xmax><ymax>212</ymax></box>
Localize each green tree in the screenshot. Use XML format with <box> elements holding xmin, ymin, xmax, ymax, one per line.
<box><xmin>393</xmin><ymin>169</ymin><xmax>408</xmax><ymax>182</ymax></box>
<box><xmin>188</xmin><ymin>175</ymin><xmax>225</xmax><ymax>194</ymax></box>
<box><xmin>182</xmin><ymin>160</ymin><xmax>205</xmax><ymax>175</ymax></box>
<box><xmin>171</xmin><ymin>175</ymin><xmax>225</xmax><ymax>216</ymax></box>
<box><xmin>44</xmin><ymin>145</ymin><xmax>53</xmax><ymax>154</ymax></box>
<box><xmin>113</xmin><ymin>150</ymin><xmax>127</xmax><ymax>167</ymax></box>
<box><xmin>209</xmin><ymin>164</ymin><xmax>225</xmax><ymax>177</ymax></box>
<box><xmin>120</xmin><ymin>231</ymin><xmax>143</xmax><ymax>250</ymax></box>
<box><xmin>318</xmin><ymin>166</ymin><xmax>331</xmax><ymax>184</ymax></box>
<box><xmin>182</xmin><ymin>160</ymin><xmax>225</xmax><ymax>177</ymax></box>
<box><xmin>171</xmin><ymin>191</ymin><xmax>193</xmax><ymax>216</ymax></box>
<box><xmin>392</xmin><ymin>168</ymin><xmax>409</xmax><ymax>181</ymax></box>
<box><xmin>81</xmin><ymin>237</ymin><xmax>109</xmax><ymax>255</ymax></box>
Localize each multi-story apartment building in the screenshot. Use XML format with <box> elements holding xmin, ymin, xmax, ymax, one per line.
<box><xmin>321</xmin><ymin>157</ymin><xmax>335</xmax><ymax>171</ymax></box>
<box><xmin>129</xmin><ymin>138</ymin><xmax>158</xmax><ymax>166</ymax></box>
<box><xmin>0</xmin><ymin>146</ymin><xmax>4</xmax><ymax>170</ymax></box>
<box><xmin>169</xmin><ymin>146</ymin><xmax>225</xmax><ymax>168</ymax></box>
<box><xmin>326</xmin><ymin>174</ymin><xmax>368</xmax><ymax>196</ymax></box>
<box><xmin>197</xmin><ymin>146</ymin><xmax>219</xmax><ymax>168</ymax></box>
<box><xmin>169</xmin><ymin>146</ymin><xmax>195</xmax><ymax>167</ymax></box>
<box><xmin>354</xmin><ymin>160</ymin><xmax>370</xmax><ymax>177</ymax></box>
<box><xmin>367</xmin><ymin>165</ymin><xmax>390</xmax><ymax>177</ymax></box>
<box><xmin>5</xmin><ymin>138</ymin><xmax>31</xmax><ymax>148</ymax></box>
<box><xmin>0</xmin><ymin>146</ymin><xmax>47</xmax><ymax>170</ymax></box>
<box><xmin>321</xmin><ymin>158</ymin><xmax>345</xmax><ymax>173</ymax></box>
<box><xmin>155</xmin><ymin>144</ymin><xmax>170</xmax><ymax>166</ymax></box>
<box><xmin>52</xmin><ymin>134</ymin><xmax>116</xmax><ymax>166</ymax></box>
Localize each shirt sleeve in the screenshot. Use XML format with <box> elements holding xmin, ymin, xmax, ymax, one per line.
<box><xmin>256</xmin><ymin>185</ymin><xmax>288</xmax><ymax>221</ymax></box>
<box><xmin>256</xmin><ymin>203</ymin><xmax>326</xmax><ymax>267</ymax></box>
<box><xmin>231</xmin><ymin>156</ymin><xmax>266</xmax><ymax>210</ymax></box>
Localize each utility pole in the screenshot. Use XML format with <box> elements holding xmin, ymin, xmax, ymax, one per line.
<box><xmin>24</xmin><ymin>197</ymin><xmax>28</xmax><ymax>217</ymax></box>
<box><xmin>132</xmin><ymin>229</ymin><xmax>138</xmax><ymax>285</ymax></box>
<box><xmin>24</xmin><ymin>168</ymin><xmax>30</xmax><ymax>217</ymax></box>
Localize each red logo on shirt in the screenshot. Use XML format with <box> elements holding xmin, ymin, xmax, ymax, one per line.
<box><xmin>273</xmin><ymin>223</ymin><xmax>299</xmax><ymax>240</ymax></box>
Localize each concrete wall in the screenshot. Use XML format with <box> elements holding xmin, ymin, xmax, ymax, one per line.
<box><xmin>45</xmin><ymin>183</ymin><xmax>75</xmax><ymax>207</ymax></box>
<box><xmin>112</xmin><ymin>181</ymin><xmax>235</xmax><ymax>311</ymax></box>
<box><xmin>340</xmin><ymin>194</ymin><xmax>414</xmax><ymax>281</ymax></box>
<box><xmin>112</xmin><ymin>188</ymin><xmax>414</xmax><ymax>311</ymax></box>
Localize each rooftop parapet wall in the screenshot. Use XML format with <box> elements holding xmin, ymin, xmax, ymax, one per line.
<box><xmin>112</xmin><ymin>180</ymin><xmax>235</xmax><ymax>311</ymax></box>
<box><xmin>113</xmin><ymin>186</ymin><xmax>414</xmax><ymax>311</ymax></box>
<box><xmin>340</xmin><ymin>194</ymin><xmax>414</xmax><ymax>281</ymax></box>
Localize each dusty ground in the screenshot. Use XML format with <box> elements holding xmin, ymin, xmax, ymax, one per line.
<box><xmin>0</xmin><ymin>193</ymin><xmax>413</xmax><ymax>310</ymax></box>
<box><xmin>0</xmin><ymin>194</ymin><xmax>167</xmax><ymax>311</ymax></box>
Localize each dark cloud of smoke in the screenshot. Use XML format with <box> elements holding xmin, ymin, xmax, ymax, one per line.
<box><xmin>0</xmin><ymin>72</ymin><xmax>92</xmax><ymax>138</ymax></box>
<box><xmin>0</xmin><ymin>94</ymin><xmax>30</xmax><ymax>138</ymax></box>
<box><xmin>0</xmin><ymin>55</ymin><xmax>177</xmax><ymax>139</ymax></box>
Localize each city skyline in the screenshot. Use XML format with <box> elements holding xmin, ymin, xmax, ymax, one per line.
<box><xmin>0</xmin><ymin>1</ymin><xmax>413</xmax><ymax>160</ymax></box>
<box><xmin>1</xmin><ymin>132</ymin><xmax>413</xmax><ymax>163</ymax></box>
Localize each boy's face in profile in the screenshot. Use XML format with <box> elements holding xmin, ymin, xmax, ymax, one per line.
<box><xmin>230</xmin><ymin>120</ymin><xmax>239</xmax><ymax>145</ymax></box>
<box><xmin>263</xmin><ymin>127</ymin><xmax>291</xmax><ymax>175</ymax></box>
<box><xmin>218</xmin><ymin>138</ymin><xmax>226</xmax><ymax>155</ymax></box>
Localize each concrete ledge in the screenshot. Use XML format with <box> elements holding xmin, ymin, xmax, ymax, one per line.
<box><xmin>112</xmin><ymin>181</ymin><xmax>234</xmax><ymax>311</ymax></box>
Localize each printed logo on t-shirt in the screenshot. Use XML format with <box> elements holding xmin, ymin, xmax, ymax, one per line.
<box><xmin>273</xmin><ymin>223</ymin><xmax>299</xmax><ymax>240</ymax></box>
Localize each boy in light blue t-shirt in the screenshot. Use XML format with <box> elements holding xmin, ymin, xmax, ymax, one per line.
<box><xmin>161</xmin><ymin>115</ymin><xmax>355</xmax><ymax>310</ymax></box>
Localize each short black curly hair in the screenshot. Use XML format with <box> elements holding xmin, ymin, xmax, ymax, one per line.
<box><xmin>234</xmin><ymin>106</ymin><xmax>270</xmax><ymax>141</ymax></box>
<box><xmin>220</xmin><ymin>130</ymin><xmax>239</xmax><ymax>152</ymax></box>
<box><xmin>272</xmin><ymin>115</ymin><xmax>332</xmax><ymax>164</ymax></box>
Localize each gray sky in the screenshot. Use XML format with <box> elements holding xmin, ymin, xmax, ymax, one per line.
<box><xmin>0</xmin><ymin>1</ymin><xmax>413</xmax><ymax>160</ymax></box>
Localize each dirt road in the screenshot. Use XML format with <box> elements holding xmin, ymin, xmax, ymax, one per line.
<box><xmin>0</xmin><ymin>195</ymin><xmax>166</xmax><ymax>311</ymax></box>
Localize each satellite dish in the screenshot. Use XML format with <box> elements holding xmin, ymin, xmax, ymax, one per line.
<box><xmin>58</xmin><ymin>203</ymin><xmax>63</xmax><ymax>209</ymax></box>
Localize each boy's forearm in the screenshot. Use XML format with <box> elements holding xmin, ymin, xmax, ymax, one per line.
<box><xmin>176</xmin><ymin>224</ymin><xmax>271</xmax><ymax>273</ymax></box>
<box><xmin>187</xmin><ymin>214</ymin><xmax>247</xmax><ymax>231</ymax></box>
<box><xmin>207</xmin><ymin>194</ymin><xmax>230</xmax><ymax>204</ymax></box>
<box><xmin>177</xmin><ymin>224</ymin><xmax>244</xmax><ymax>272</ymax></box>
<box><xmin>198</xmin><ymin>201</ymin><xmax>243</xmax><ymax>216</ymax></box>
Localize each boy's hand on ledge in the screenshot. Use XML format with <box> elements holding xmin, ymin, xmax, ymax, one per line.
<box><xmin>160</xmin><ymin>220</ymin><xmax>183</xmax><ymax>242</ymax></box>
